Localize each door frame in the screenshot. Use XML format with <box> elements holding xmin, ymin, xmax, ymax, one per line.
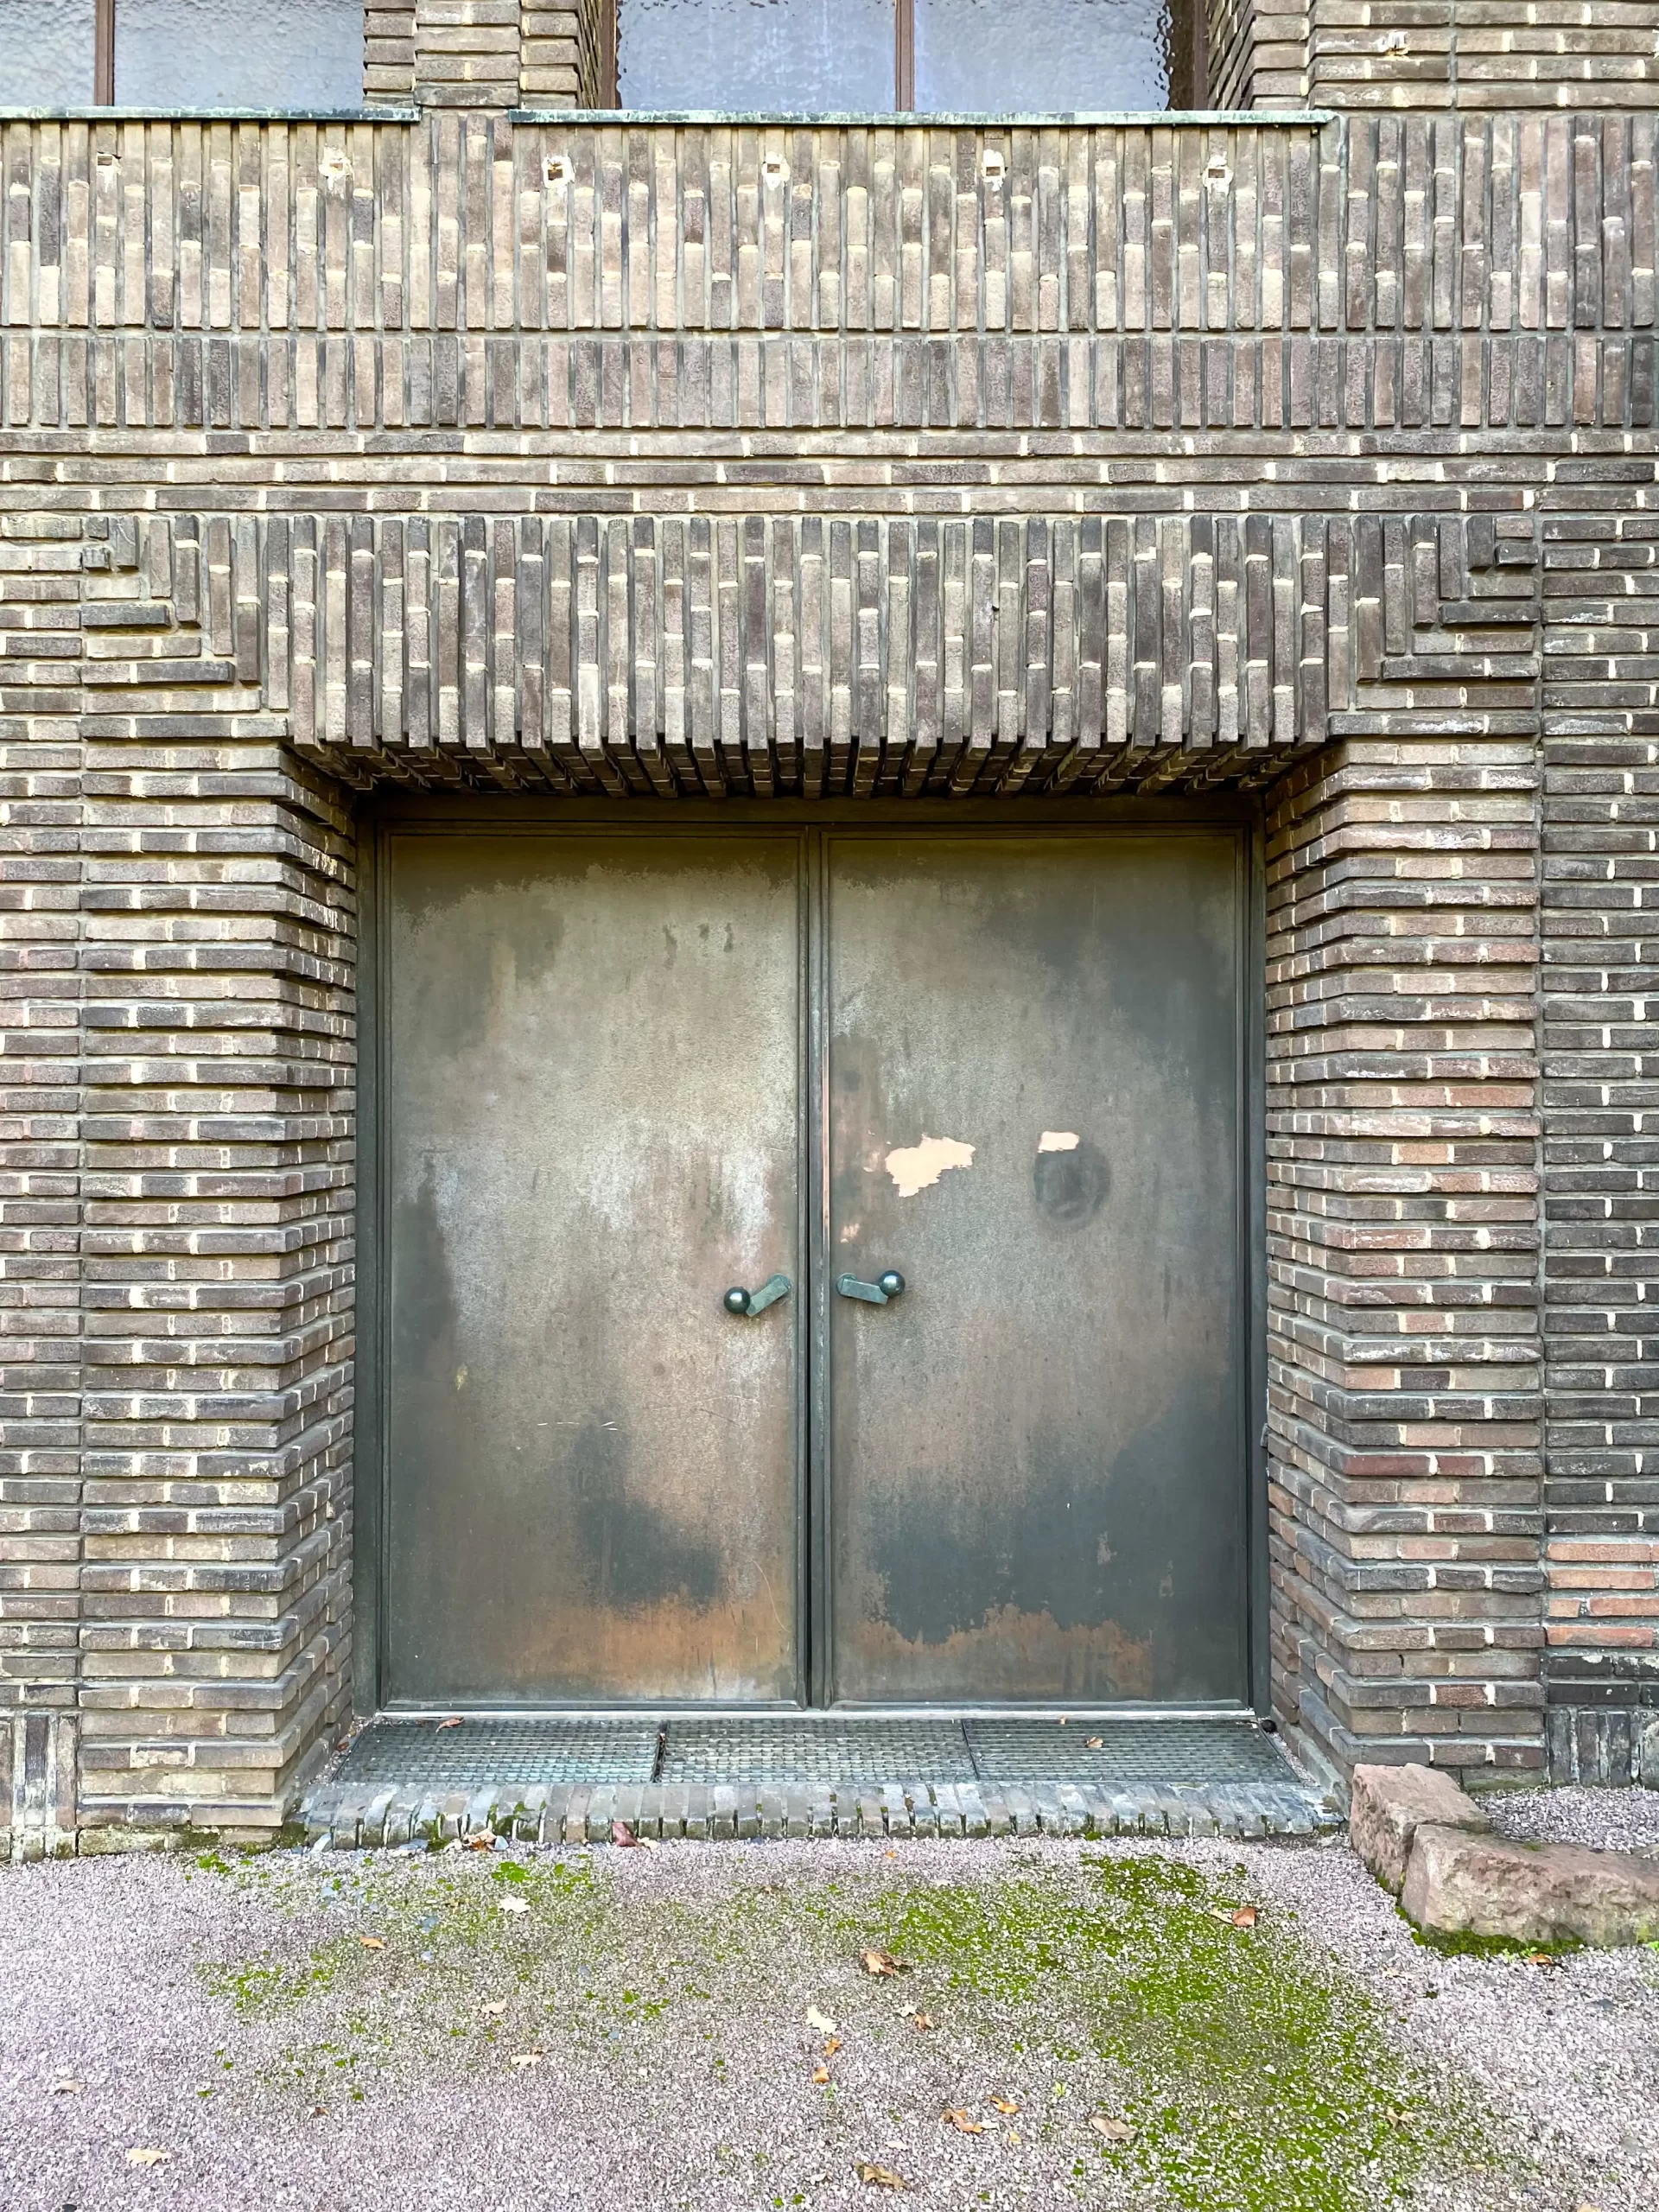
<box><xmin>354</xmin><ymin>795</ymin><xmax>1269</xmax><ymax>1718</ymax></box>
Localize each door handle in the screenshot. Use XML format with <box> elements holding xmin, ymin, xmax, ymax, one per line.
<box><xmin>723</xmin><ymin>1273</ymin><xmax>791</xmax><ymax>1317</ymax></box>
<box><xmin>836</xmin><ymin>1270</ymin><xmax>906</xmax><ymax>1305</ymax></box>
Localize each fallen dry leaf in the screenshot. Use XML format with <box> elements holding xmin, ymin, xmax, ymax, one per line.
<box><xmin>612</xmin><ymin>1819</ymin><xmax>639</xmax><ymax>1847</ymax></box>
<box><xmin>464</xmin><ymin>1832</ymin><xmax>496</xmax><ymax>1851</ymax></box>
<box><xmin>435</xmin><ymin>1716</ymin><xmax>464</xmax><ymax>1730</ymax></box>
<box><xmin>1085</xmin><ymin>1735</ymin><xmax>1104</xmax><ymax>1749</ymax></box>
<box><xmin>990</xmin><ymin>2096</ymin><xmax>1020</xmax><ymax>2115</ymax></box>
<box><xmin>812</xmin><ymin>2064</ymin><xmax>831</xmax><ymax>2085</ymax></box>
<box><xmin>498</xmin><ymin>1897</ymin><xmax>530</xmax><ymax>1916</ymax></box>
<box><xmin>52</xmin><ymin>2080</ymin><xmax>83</xmax><ymax>2096</ymax></box>
<box><xmin>126</xmin><ymin>2148</ymin><xmax>171</xmax><ymax>2168</ymax></box>
<box><xmin>824</xmin><ymin>2036</ymin><xmax>843</xmax><ymax>2057</ymax></box>
<box><xmin>806</xmin><ymin>2005</ymin><xmax>837</xmax><ymax>2034</ymax></box>
<box><xmin>858</xmin><ymin>1948</ymin><xmax>912</xmax><ymax>1977</ymax></box>
<box><xmin>1231</xmin><ymin>1905</ymin><xmax>1258</xmax><ymax>1929</ymax></box>
<box><xmin>855</xmin><ymin>2163</ymin><xmax>910</xmax><ymax>2190</ymax></box>
<box><xmin>358</xmin><ymin>1935</ymin><xmax>385</xmax><ymax>1951</ymax></box>
<box><xmin>884</xmin><ymin>1848</ymin><xmax>899</xmax><ymax>1859</ymax></box>
<box><xmin>509</xmin><ymin>2051</ymin><xmax>543</xmax><ymax>2069</ymax></box>
<box><xmin>481</xmin><ymin>2000</ymin><xmax>509</xmax><ymax>2016</ymax></box>
<box><xmin>942</xmin><ymin>2107</ymin><xmax>985</xmax><ymax>2134</ymax></box>
<box><xmin>1527</xmin><ymin>1952</ymin><xmax>1560</xmax><ymax>1969</ymax></box>
<box><xmin>636</xmin><ymin>1834</ymin><xmax>660</xmax><ymax>1850</ymax></box>
<box><xmin>911</xmin><ymin>2011</ymin><xmax>935</xmax><ymax>2031</ymax></box>
<box><xmin>1090</xmin><ymin>2114</ymin><xmax>1136</xmax><ymax>2145</ymax></box>
<box><xmin>1007</xmin><ymin>2128</ymin><xmax>1022</xmax><ymax>2145</ymax></box>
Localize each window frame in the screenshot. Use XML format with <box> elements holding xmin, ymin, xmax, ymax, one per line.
<box><xmin>95</xmin><ymin>0</ymin><xmax>114</xmax><ymax>102</ymax></box>
<box><xmin>601</xmin><ymin>0</ymin><xmax>1206</xmax><ymax>113</ymax></box>
<box><xmin>82</xmin><ymin>0</ymin><xmax>369</xmax><ymax>108</ymax></box>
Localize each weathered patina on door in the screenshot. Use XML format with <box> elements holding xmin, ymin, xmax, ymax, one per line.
<box><xmin>825</xmin><ymin>833</ymin><xmax>1246</xmax><ymax>1703</ymax></box>
<box><xmin>384</xmin><ymin>832</ymin><xmax>804</xmax><ymax>1704</ymax></box>
<box><xmin>378</xmin><ymin>817</ymin><xmax>1249</xmax><ymax>1710</ymax></box>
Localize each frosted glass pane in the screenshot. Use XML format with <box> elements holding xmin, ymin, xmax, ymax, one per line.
<box><xmin>0</xmin><ymin>0</ymin><xmax>96</xmax><ymax>105</ymax></box>
<box><xmin>116</xmin><ymin>0</ymin><xmax>364</xmax><ymax>107</ymax></box>
<box><xmin>915</xmin><ymin>0</ymin><xmax>1171</xmax><ymax>111</ymax></box>
<box><xmin>620</xmin><ymin>0</ymin><xmax>894</xmax><ymax>111</ymax></box>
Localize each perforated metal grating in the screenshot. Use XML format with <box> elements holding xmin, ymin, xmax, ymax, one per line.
<box><xmin>658</xmin><ymin>1718</ymin><xmax>978</xmax><ymax>1785</ymax></box>
<box><xmin>334</xmin><ymin>1718</ymin><xmax>662</xmax><ymax>1789</ymax></box>
<box><xmin>332</xmin><ymin>1713</ymin><xmax>1297</xmax><ymax>1794</ymax></box>
<box><xmin>964</xmin><ymin>1718</ymin><xmax>1294</xmax><ymax>1785</ymax></box>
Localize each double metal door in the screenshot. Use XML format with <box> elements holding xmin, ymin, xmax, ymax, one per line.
<box><xmin>377</xmin><ymin>819</ymin><xmax>1250</xmax><ymax>1709</ymax></box>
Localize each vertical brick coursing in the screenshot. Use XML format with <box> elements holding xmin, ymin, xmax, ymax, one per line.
<box><xmin>1541</xmin><ymin>507</ymin><xmax>1659</xmax><ymax>1787</ymax></box>
<box><xmin>1265</xmin><ymin>736</ymin><xmax>1545</xmax><ymax>1780</ymax></box>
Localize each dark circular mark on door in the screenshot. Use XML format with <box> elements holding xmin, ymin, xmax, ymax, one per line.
<box><xmin>1033</xmin><ymin>1139</ymin><xmax>1109</xmax><ymax>1228</ymax></box>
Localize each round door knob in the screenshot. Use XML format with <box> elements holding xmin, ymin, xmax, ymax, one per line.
<box><xmin>877</xmin><ymin>1270</ymin><xmax>906</xmax><ymax>1299</ymax></box>
<box><xmin>723</xmin><ymin>1286</ymin><xmax>751</xmax><ymax>1314</ymax></box>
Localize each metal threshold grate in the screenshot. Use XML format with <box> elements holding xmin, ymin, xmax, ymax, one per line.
<box><xmin>331</xmin><ymin>1713</ymin><xmax>1295</xmax><ymax>1794</ymax></box>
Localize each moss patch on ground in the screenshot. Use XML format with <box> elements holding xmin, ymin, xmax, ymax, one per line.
<box><xmin>832</xmin><ymin>1850</ymin><xmax>1497</xmax><ymax>2210</ymax></box>
<box><xmin>187</xmin><ymin>1843</ymin><xmax>1508</xmax><ymax>2208</ymax></box>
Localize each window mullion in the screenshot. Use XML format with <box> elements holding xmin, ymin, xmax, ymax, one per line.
<box><xmin>95</xmin><ymin>0</ymin><xmax>114</xmax><ymax>102</ymax></box>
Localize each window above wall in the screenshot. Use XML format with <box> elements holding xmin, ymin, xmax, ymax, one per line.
<box><xmin>612</xmin><ymin>0</ymin><xmax>1200</xmax><ymax>115</ymax></box>
<box><xmin>0</xmin><ymin>0</ymin><xmax>365</xmax><ymax>109</ymax></box>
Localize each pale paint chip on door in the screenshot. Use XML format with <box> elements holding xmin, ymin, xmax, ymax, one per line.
<box><xmin>883</xmin><ymin>1134</ymin><xmax>976</xmax><ymax>1198</ymax></box>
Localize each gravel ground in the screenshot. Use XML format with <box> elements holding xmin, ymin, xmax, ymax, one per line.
<box><xmin>2</xmin><ymin>1818</ymin><xmax>1656</xmax><ymax>2212</ymax></box>
<box><xmin>1481</xmin><ymin>1787</ymin><xmax>1659</xmax><ymax>1859</ymax></box>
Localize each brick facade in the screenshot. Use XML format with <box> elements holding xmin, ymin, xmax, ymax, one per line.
<box><xmin>1</xmin><ymin>1</ymin><xmax>1656</xmax><ymax>1856</ymax></box>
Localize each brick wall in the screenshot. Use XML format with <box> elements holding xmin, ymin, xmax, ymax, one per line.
<box><xmin>1</xmin><ymin>50</ymin><xmax>1657</xmax><ymax>1838</ymax></box>
<box><xmin>1209</xmin><ymin>0</ymin><xmax>1659</xmax><ymax>110</ymax></box>
<box><xmin>0</xmin><ymin>517</ymin><xmax>82</xmax><ymax>1861</ymax></box>
<box><xmin>1265</xmin><ymin>735</ymin><xmax>1545</xmax><ymax>1782</ymax></box>
<box><xmin>1540</xmin><ymin>509</ymin><xmax>1659</xmax><ymax>1787</ymax></box>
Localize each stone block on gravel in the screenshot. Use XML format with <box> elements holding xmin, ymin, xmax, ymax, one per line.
<box><xmin>1401</xmin><ymin>1825</ymin><xmax>1659</xmax><ymax>1948</ymax></box>
<box><xmin>1351</xmin><ymin>1763</ymin><xmax>1490</xmax><ymax>1894</ymax></box>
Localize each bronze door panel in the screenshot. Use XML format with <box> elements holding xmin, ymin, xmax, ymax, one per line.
<box><xmin>384</xmin><ymin>833</ymin><xmax>804</xmax><ymax>1704</ymax></box>
<box><xmin>824</xmin><ymin>833</ymin><xmax>1246</xmax><ymax>1704</ymax></box>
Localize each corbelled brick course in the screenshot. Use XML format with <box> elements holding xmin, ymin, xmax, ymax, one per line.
<box><xmin>1</xmin><ymin>1</ymin><xmax>1656</xmax><ymax>1847</ymax></box>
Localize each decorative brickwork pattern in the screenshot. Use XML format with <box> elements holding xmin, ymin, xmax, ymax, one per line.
<box><xmin>1540</xmin><ymin>509</ymin><xmax>1659</xmax><ymax>1788</ymax></box>
<box><xmin>257</xmin><ymin>509</ymin><xmax>1343</xmax><ymax>794</ymax></box>
<box><xmin>0</xmin><ymin>119</ymin><xmax>1652</xmax><ymax>437</ymax></box>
